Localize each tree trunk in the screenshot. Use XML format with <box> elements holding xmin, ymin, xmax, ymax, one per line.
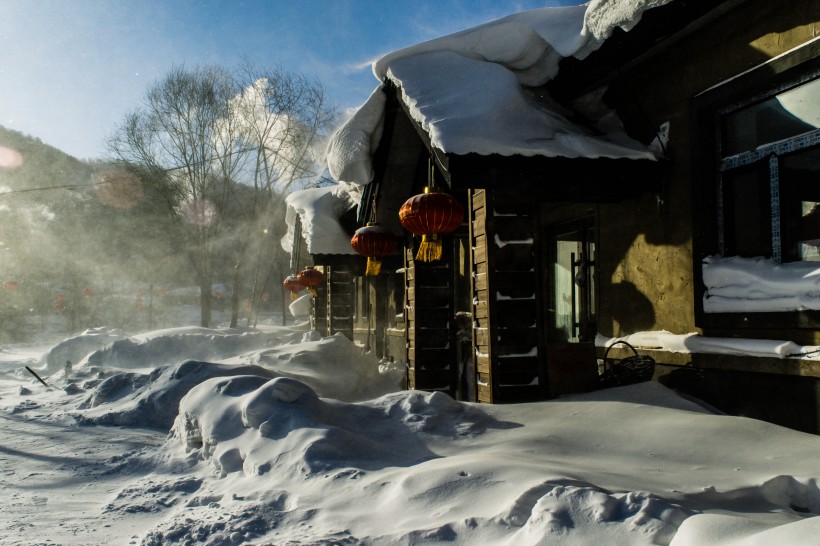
<box><xmin>200</xmin><ymin>277</ymin><xmax>212</xmax><ymax>327</ymax></box>
<box><xmin>230</xmin><ymin>272</ymin><xmax>241</xmax><ymax>328</ymax></box>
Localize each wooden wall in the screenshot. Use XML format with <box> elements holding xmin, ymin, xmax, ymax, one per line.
<box><xmin>405</xmin><ymin>242</ymin><xmax>458</xmax><ymax>394</ymax></box>
<box><xmin>469</xmin><ymin>189</ymin><xmax>544</xmax><ymax>403</ymax></box>
<box><xmin>312</xmin><ymin>273</ymin><xmax>327</xmax><ymax>334</ymax></box>
<box><xmin>326</xmin><ymin>267</ymin><xmax>353</xmax><ymax>340</ymax></box>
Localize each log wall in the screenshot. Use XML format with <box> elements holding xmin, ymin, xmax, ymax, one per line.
<box><xmin>470</xmin><ymin>189</ymin><xmax>544</xmax><ymax>403</ymax></box>
<box><xmin>405</xmin><ymin>242</ymin><xmax>457</xmax><ymax>394</ymax></box>
<box><xmin>326</xmin><ymin>267</ymin><xmax>353</xmax><ymax>340</ymax></box>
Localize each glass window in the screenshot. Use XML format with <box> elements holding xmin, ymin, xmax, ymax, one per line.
<box><xmin>719</xmin><ymin>76</ymin><xmax>820</xmax><ymax>263</ymax></box>
<box><xmin>781</xmin><ymin>147</ymin><xmax>820</xmax><ymax>261</ymax></box>
<box><xmin>724</xmin><ymin>78</ymin><xmax>820</xmax><ymax>155</ymax></box>
<box><xmin>721</xmin><ymin>166</ymin><xmax>771</xmax><ymax>257</ymax></box>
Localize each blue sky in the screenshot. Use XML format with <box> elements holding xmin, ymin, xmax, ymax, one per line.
<box><xmin>0</xmin><ymin>0</ymin><xmax>582</xmax><ymax>160</ymax></box>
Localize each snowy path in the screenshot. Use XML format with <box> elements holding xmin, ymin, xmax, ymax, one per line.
<box><xmin>0</xmin><ymin>408</ymin><xmax>165</xmax><ymax>546</ymax></box>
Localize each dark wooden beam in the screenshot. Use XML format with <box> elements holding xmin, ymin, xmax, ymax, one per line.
<box><xmin>446</xmin><ymin>153</ymin><xmax>667</xmax><ymax>202</ymax></box>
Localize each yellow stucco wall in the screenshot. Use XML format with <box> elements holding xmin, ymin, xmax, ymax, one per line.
<box><xmin>597</xmin><ymin>0</ymin><xmax>820</xmax><ymax>339</ymax></box>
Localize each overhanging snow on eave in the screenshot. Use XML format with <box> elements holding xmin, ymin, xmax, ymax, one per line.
<box><xmin>385</xmin><ymin>83</ymin><xmax>660</xmax><ymax>200</ymax></box>
<box><xmin>549</xmin><ymin>0</ymin><xmax>743</xmax><ymax>102</ymax></box>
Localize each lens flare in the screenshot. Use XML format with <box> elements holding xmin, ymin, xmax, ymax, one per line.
<box><xmin>93</xmin><ymin>169</ymin><xmax>144</xmax><ymax>209</ymax></box>
<box><xmin>0</xmin><ymin>146</ymin><xmax>24</xmax><ymax>169</ymax></box>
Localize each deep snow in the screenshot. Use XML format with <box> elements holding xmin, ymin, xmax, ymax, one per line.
<box><xmin>2</xmin><ymin>320</ymin><xmax>820</xmax><ymax>545</ymax></box>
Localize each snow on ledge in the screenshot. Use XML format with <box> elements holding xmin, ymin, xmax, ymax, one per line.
<box><xmin>702</xmin><ymin>255</ymin><xmax>820</xmax><ymax>314</ymax></box>
<box><xmin>597</xmin><ymin>331</ymin><xmax>820</xmax><ymax>360</ymax></box>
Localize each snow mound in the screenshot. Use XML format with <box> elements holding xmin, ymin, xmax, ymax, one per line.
<box><xmin>77</xmin><ymin>360</ymin><xmax>276</xmax><ymax>429</ymax></box>
<box><xmin>173</xmin><ymin>378</ymin><xmax>495</xmax><ymax>478</ymax></box>
<box><xmin>253</xmin><ymin>331</ymin><xmax>405</xmax><ymax>401</ymax></box>
<box><xmin>503</xmin><ymin>482</ymin><xmax>689</xmax><ymax>546</ymax></box>
<box><xmin>75</xmin><ymin>331</ymin><xmax>403</xmax><ymax>430</ymax></box>
<box><xmin>671</xmin><ymin>511</ymin><xmax>820</xmax><ymax>546</ymax></box>
<box><xmin>85</xmin><ymin>326</ymin><xmax>300</xmax><ymax>370</ymax></box>
<box><xmin>41</xmin><ymin>327</ymin><xmax>125</xmax><ymax>373</ymax></box>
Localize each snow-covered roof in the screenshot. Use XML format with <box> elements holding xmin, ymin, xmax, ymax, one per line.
<box><xmin>327</xmin><ymin>0</ymin><xmax>673</xmax><ymax>187</ymax></box>
<box><xmin>281</xmin><ymin>185</ymin><xmax>357</xmax><ymax>256</ymax></box>
<box><xmin>295</xmin><ymin>0</ymin><xmax>675</xmax><ymax>255</ymax></box>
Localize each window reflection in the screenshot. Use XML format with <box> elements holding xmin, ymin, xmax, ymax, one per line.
<box><xmin>724</xmin><ymin>78</ymin><xmax>820</xmax><ymax>156</ymax></box>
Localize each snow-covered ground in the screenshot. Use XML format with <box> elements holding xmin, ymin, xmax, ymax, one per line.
<box><xmin>2</xmin><ymin>320</ymin><xmax>820</xmax><ymax>545</ymax></box>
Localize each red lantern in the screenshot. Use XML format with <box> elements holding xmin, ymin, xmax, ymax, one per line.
<box><xmin>296</xmin><ymin>267</ymin><xmax>324</xmax><ymax>296</ymax></box>
<box><xmin>3</xmin><ymin>280</ymin><xmax>20</xmax><ymax>291</ymax></box>
<box><xmin>399</xmin><ymin>186</ymin><xmax>464</xmax><ymax>262</ymax></box>
<box><xmin>82</xmin><ymin>287</ymin><xmax>94</xmax><ymax>298</ymax></box>
<box><xmin>283</xmin><ymin>274</ymin><xmax>303</xmax><ymax>300</ymax></box>
<box><xmin>351</xmin><ymin>223</ymin><xmax>397</xmax><ymax>276</ymax></box>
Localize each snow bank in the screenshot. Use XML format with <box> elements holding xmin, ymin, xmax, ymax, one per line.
<box><xmin>173</xmin><ymin>378</ymin><xmax>480</xmax><ymax>477</ymax></box>
<box><xmin>78</xmin><ymin>360</ymin><xmax>276</xmax><ymax>429</ymax></box>
<box><xmin>41</xmin><ymin>327</ymin><xmax>125</xmax><ymax>373</ymax></box>
<box><xmin>5</xmin><ymin>324</ymin><xmax>820</xmax><ymax>545</ymax></box>
<box><xmin>251</xmin><ymin>332</ymin><xmax>405</xmax><ymax>401</ymax></box>
<box><xmin>84</xmin><ymin>326</ymin><xmax>298</xmax><ymax>370</ymax></box>
<box><xmin>169</xmin><ymin>380</ymin><xmax>691</xmax><ymax>543</ymax></box>
<box><xmin>75</xmin><ymin>330</ymin><xmax>403</xmax><ymax>429</ymax></box>
<box><xmin>703</xmin><ymin>255</ymin><xmax>820</xmax><ymax>313</ymax></box>
<box><xmin>156</xmin><ymin>377</ymin><xmax>820</xmax><ymax>545</ymax></box>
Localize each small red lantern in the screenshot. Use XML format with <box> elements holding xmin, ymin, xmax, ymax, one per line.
<box><xmin>283</xmin><ymin>274</ymin><xmax>303</xmax><ymax>300</ymax></box>
<box><xmin>351</xmin><ymin>223</ymin><xmax>397</xmax><ymax>276</ymax></box>
<box><xmin>3</xmin><ymin>280</ymin><xmax>20</xmax><ymax>291</ymax></box>
<box><xmin>296</xmin><ymin>267</ymin><xmax>324</xmax><ymax>296</ymax></box>
<box><xmin>82</xmin><ymin>287</ymin><xmax>94</xmax><ymax>298</ymax></box>
<box><xmin>399</xmin><ymin>186</ymin><xmax>463</xmax><ymax>262</ymax></box>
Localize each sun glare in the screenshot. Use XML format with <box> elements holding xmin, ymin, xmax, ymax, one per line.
<box><xmin>0</xmin><ymin>146</ymin><xmax>24</xmax><ymax>169</ymax></box>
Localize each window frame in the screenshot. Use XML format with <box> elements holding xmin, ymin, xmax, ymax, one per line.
<box><xmin>691</xmin><ymin>39</ymin><xmax>820</xmax><ymax>330</ymax></box>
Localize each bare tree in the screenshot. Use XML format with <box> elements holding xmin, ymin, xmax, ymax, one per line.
<box><xmin>109</xmin><ymin>65</ymin><xmax>246</xmax><ymax>327</ymax></box>
<box><xmin>108</xmin><ymin>63</ymin><xmax>336</xmax><ymax>328</ymax></box>
<box><xmin>227</xmin><ymin>64</ymin><xmax>336</xmax><ymax>327</ymax></box>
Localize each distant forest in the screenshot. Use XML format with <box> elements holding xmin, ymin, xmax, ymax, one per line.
<box><xmin>0</xmin><ymin>125</ymin><xmax>288</xmax><ymax>340</ymax></box>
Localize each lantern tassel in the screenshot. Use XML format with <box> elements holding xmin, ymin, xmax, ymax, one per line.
<box><xmin>415</xmin><ymin>233</ymin><xmax>443</xmax><ymax>262</ymax></box>
<box><xmin>291</xmin><ymin>292</ymin><xmax>298</xmax><ymax>301</ymax></box>
<box><xmin>307</xmin><ymin>287</ymin><xmax>318</xmax><ymax>297</ymax></box>
<box><xmin>365</xmin><ymin>257</ymin><xmax>382</xmax><ymax>276</ymax></box>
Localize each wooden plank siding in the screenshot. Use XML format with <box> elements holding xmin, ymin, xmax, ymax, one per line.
<box><xmin>326</xmin><ymin>268</ymin><xmax>353</xmax><ymax>340</ymax></box>
<box><xmin>312</xmin><ymin>271</ymin><xmax>328</xmax><ymax>335</ymax></box>
<box><xmin>405</xmin><ymin>239</ymin><xmax>458</xmax><ymax>395</ymax></box>
<box><xmin>469</xmin><ymin>189</ymin><xmax>544</xmax><ymax>403</ymax></box>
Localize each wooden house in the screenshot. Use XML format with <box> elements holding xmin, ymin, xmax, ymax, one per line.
<box><xmin>296</xmin><ymin>0</ymin><xmax>820</xmax><ymax>433</ymax></box>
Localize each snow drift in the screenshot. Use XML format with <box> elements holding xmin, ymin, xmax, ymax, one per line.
<box><xmin>3</xmin><ymin>323</ymin><xmax>820</xmax><ymax>545</ymax></box>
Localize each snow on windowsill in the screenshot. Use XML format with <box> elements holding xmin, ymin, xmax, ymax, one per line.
<box><xmin>702</xmin><ymin>255</ymin><xmax>820</xmax><ymax>314</ymax></box>
<box><xmin>597</xmin><ymin>331</ymin><xmax>820</xmax><ymax>360</ymax></box>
